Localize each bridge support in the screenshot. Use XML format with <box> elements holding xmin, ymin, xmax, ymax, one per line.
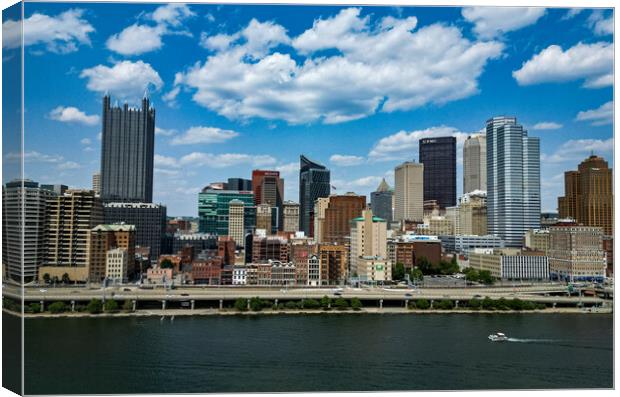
<box><xmin>552</xmin><ymin>302</ymin><xmax>557</xmax><ymax>308</ymax></box>
<box><xmin>192</xmin><ymin>300</ymin><xmax>196</xmax><ymax>310</ymax></box>
<box><xmin>247</xmin><ymin>299</ymin><xmax>251</xmax><ymax>310</ymax></box>
<box><xmin>132</xmin><ymin>300</ymin><xmax>137</xmax><ymax>311</ymax></box>
<box><xmin>379</xmin><ymin>299</ymin><xmax>383</xmax><ymax>309</ymax></box>
<box><xmin>218</xmin><ymin>299</ymin><xmax>222</xmax><ymax>310</ymax></box>
<box><xmin>455</xmin><ymin>300</ymin><xmax>459</xmax><ymax>309</ymax></box>
<box><xmin>71</xmin><ymin>300</ymin><xmax>75</xmax><ymax>312</ymax></box>
<box><xmin>162</xmin><ymin>300</ymin><xmax>166</xmax><ymax>310</ymax></box>
<box><xmin>274</xmin><ymin>299</ymin><xmax>278</xmax><ymax>308</ymax></box>
<box><xmin>430</xmin><ymin>300</ymin><xmax>434</xmax><ymax>309</ymax></box>
<box><xmin>40</xmin><ymin>300</ymin><xmax>44</xmax><ymax>312</ymax></box>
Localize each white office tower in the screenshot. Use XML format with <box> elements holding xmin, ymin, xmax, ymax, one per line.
<box><xmin>463</xmin><ymin>134</ymin><xmax>486</xmax><ymax>194</ymax></box>
<box><xmin>394</xmin><ymin>161</ymin><xmax>424</xmax><ymax>222</ymax></box>
<box><xmin>486</xmin><ymin>116</ymin><xmax>540</xmax><ymax>247</ymax></box>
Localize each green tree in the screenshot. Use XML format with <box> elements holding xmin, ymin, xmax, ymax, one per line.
<box><xmin>409</xmin><ymin>268</ymin><xmax>423</xmax><ymax>282</ymax></box>
<box><xmin>234</xmin><ymin>298</ymin><xmax>247</xmax><ymax>311</ymax></box>
<box><xmin>416</xmin><ymin>257</ymin><xmax>434</xmax><ymax>275</ymax></box>
<box><xmin>61</xmin><ymin>273</ymin><xmax>71</xmax><ymax>284</ymax></box>
<box><xmin>122</xmin><ymin>300</ymin><xmax>134</xmax><ymax>312</ymax></box>
<box><xmin>333</xmin><ymin>298</ymin><xmax>349</xmax><ymax>310</ymax></box>
<box><xmin>468</xmin><ymin>298</ymin><xmax>481</xmax><ymax>310</ymax></box>
<box><xmin>86</xmin><ymin>299</ymin><xmax>103</xmax><ymax>314</ymax></box>
<box><xmin>392</xmin><ymin>263</ymin><xmax>405</xmax><ymax>281</ymax></box>
<box><xmin>304</xmin><ymin>299</ymin><xmax>320</xmax><ymax>309</ymax></box>
<box><xmin>42</xmin><ymin>273</ymin><xmax>51</xmax><ymax>285</ymax></box>
<box><xmin>463</xmin><ymin>267</ymin><xmax>479</xmax><ymax>283</ymax></box>
<box><xmin>481</xmin><ymin>297</ymin><xmax>495</xmax><ymax>310</ymax></box>
<box><xmin>104</xmin><ymin>300</ymin><xmax>119</xmax><ymax>312</ymax></box>
<box><xmin>29</xmin><ymin>302</ymin><xmax>41</xmax><ymax>313</ymax></box>
<box><xmin>249</xmin><ymin>297</ymin><xmax>265</xmax><ymax>311</ymax></box>
<box><xmin>48</xmin><ymin>301</ymin><xmax>67</xmax><ymax>314</ymax></box>
<box><xmin>436</xmin><ymin>300</ymin><xmax>455</xmax><ymax>310</ymax></box>
<box><xmin>496</xmin><ymin>298</ymin><xmax>510</xmax><ymax>311</ymax></box>
<box><xmin>415</xmin><ymin>299</ymin><xmax>430</xmax><ymax>310</ymax></box>
<box><xmin>160</xmin><ymin>259</ymin><xmax>174</xmax><ymax>269</ymax></box>
<box><xmin>478</xmin><ymin>270</ymin><xmax>495</xmax><ymax>285</ymax></box>
<box><xmin>284</xmin><ymin>300</ymin><xmax>299</xmax><ymax>310</ymax></box>
<box><xmin>320</xmin><ymin>295</ymin><xmax>331</xmax><ymax>310</ymax></box>
<box><xmin>350</xmin><ymin>297</ymin><xmax>362</xmax><ymax>311</ymax></box>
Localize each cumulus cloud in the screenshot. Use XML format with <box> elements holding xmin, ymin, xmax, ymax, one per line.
<box><xmin>57</xmin><ymin>161</ymin><xmax>81</xmax><ymax>170</ymax></box>
<box><xmin>80</xmin><ymin>138</ymin><xmax>92</xmax><ymax>145</ymax></box>
<box><xmin>531</xmin><ymin>121</ymin><xmax>562</xmax><ymax>130</ymax></box>
<box><xmin>575</xmin><ymin>101</ymin><xmax>613</xmax><ymax>126</ymax></box>
<box><xmin>368</xmin><ymin>126</ymin><xmax>468</xmax><ymax>162</ymax></box>
<box><xmin>80</xmin><ymin>60</ymin><xmax>163</xmax><ymax>99</ymax></box>
<box><xmin>179</xmin><ymin>152</ymin><xmax>277</xmax><ymax>168</ymax></box>
<box><xmin>329</xmin><ymin>154</ymin><xmax>365</xmax><ymax>166</ymax></box>
<box><xmin>542</xmin><ymin>138</ymin><xmax>613</xmax><ymax>163</ymax></box>
<box><xmin>275</xmin><ymin>162</ymin><xmax>299</xmax><ymax>176</ymax></box>
<box><xmin>588</xmin><ymin>10</ymin><xmax>613</xmax><ymax>36</ymax></box>
<box><xmin>513</xmin><ymin>42</ymin><xmax>613</xmax><ymax>88</ymax></box>
<box><xmin>461</xmin><ymin>7</ymin><xmax>546</xmax><ymax>39</ymax></box>
<box><xmin>3</xmin><ymin>9</ymin><xmax>94</xmax><ymax>53</ymax></box>
<box><xmin>155</xmin><ymin>127</ymin><xmax>177</xmax><ymax>136</ymax></box>
<box><xmin>171</xmin><ymin>8</ymin><xmax>503</xmax><ymax>124</ymax></box>
<box><xmin>155</xmin><ymin>154</ymin><xmax>180</xmax><ymax>168</ymax></box>
<box><xmin>49</xmin><ymin>106</ymin><xmax>100</xmax><ymax>126</ymax></box>
<box><xmin>106</xmin><ymin>4</ymin><xmax>195</xmax><ymax>56</ymax></box>
<box><xmin>170</xmin><ymin>126</ymin><xmax>239</xmax><ymax>145</ymax></box>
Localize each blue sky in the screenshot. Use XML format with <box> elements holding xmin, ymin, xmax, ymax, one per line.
<box><xmin>3</xmin><ymin>3</ymin><xmax>614</xmax><ymax>216</ymax></box>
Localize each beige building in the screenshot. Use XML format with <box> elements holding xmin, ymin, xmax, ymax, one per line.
<box><xmin>283</xmin><ymin>201</ymin><xmax>300</xmax><ymax>232</ymax></box>
<box><xmin>356</xmin><ymin>256</ymin><xmax>392</xmax><ymax>283</ymax></box>
<box><xmin>468</xmin><ymin>248</ymin><xmax>549</xmax><ymax>280</ymax></box>
<box><xmin>350</xmin><ymin>209</ymin><xmax>388</xmax><ymax>278</ymax></box>
<box><xmin>313</xmin><ymin>197</ymin><xmax>329</xmax><ymax>243</ymax></box>
<box><xmin>463</xmin><ymin>134</ymin><xmax>486</xmax><ymax>194</ymax></box>
<box><xmin>445</xmin><ymin>206</ymin><xmax>460</xmax><ymax>235</ymax></box>
<box><xmin>105</xmin><ymin>248</ymin><xmax>129</xmax><ymax>283</ymax></box>
<box><xmin>92</xmin><ymin>173</ymin><xmax>101</xmax><ymax>195</ymax></box>
<box><xmin>228</xmin><ymin>199</ymin><xmax>245</xmax><ymax>246</ymax></box>
<box><xmin>524</xmin><ymin>229</ymin><xmax>550</xmax><ymax>254</ymax></box>
<box><xmin>88</xmin><ymin>223</ymin><xmax>136</xmax><ymax>283</ymax></box>
<box><xmin>394</xmin><ymin>161</ymin><xmax>424</xmax><ymax>222</ymax></box>
<box><xmin>548</xmin><ymin>222</ymin><xmax>606</xmax><ymax>281</ymax></box>
<box><xmin>256</xmin><ymin>203</ymin><xmax>272</xmax><ymax>233</ymax></box>
<box><xmin>458</xmin><ymin>191</ymin><xmax>487</xmax><ymax>236</ymax></box>
<box><xmin>418</xmin><ymin>215</ymin><xmax>454</xmax><ymax>236</ymax></box>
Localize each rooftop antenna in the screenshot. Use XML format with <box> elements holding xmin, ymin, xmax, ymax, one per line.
<box><xmin>143</xmin><ymin>84</ymin><xmax>150</xmax><ymax>100</ymax></box>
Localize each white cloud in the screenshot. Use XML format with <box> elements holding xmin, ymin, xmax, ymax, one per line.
<box><xmin>513</xmin><ymin>42</ymin><xmax>613</xmax><ymax>88</ymax></box>
<box><xmin>179</xmin><ymin>152</ymin><xmax>277</xmax><ymax>168</ymax></box>
<box><xmin>461</xmin><ymin>7</ymin><xmax>546</xmax><ymax>39</ymax></box>
<box><xmin>80</xmin><ymin>60</ymin><xmax>163</xmax><ymax>99</ymax></box>
<box><xmin>172</xmin><ymin>8</ymin><xmax>503</xmax><ymax>124</ymax></box>
<box><xmin>170</xmin><ymin>126</ymin><xmax>239</xmax><ymax>145</ymax></box>
<box><xmin>80</xmin><ymin>138</ymin><xmax>92</xmax><ymax>145</ymax></box>
<box><xmin>106</xmin><ymin>4</ymin><xmax>195</xmax><ymax>56</ymax></box>
<box><xmin>330</xmin><ymin>154</ymin><xmax>365</xmax><ymax>166</ymax></box>
<box><xmin>542</xmin><ymin>138</ymin><xmax>613</xmax><ymax>163</ymax></box>
<box><xmin>155</xmin><ymin>127</ymin><xmax>177</xmax><ymax>136</ymax></box>
<box><xmin>106</xmin><ymin>24</ymin><xmax>165</xmax><ymax>56</ymax></box>
<box><xmin>3</xmin><ymin>9</ymin><xmax>94</xmax><ymax>53</ymax></box>
<box><xmin>154</xmin><ymin>154</ymin><xmax>180</xmax><ymax>168</ymax></box>
<box><xmin>588</xmin><ymin>10</ymin><xmax>613</xmax><ymax>36</ymax></box>
<box><xmin>49</xmin><ymin>106</ymin><xmax>100</xmax><ymax>126</ymax></box>
<box><xmin>200</xmin><ymin>31</ymin><xmax>239</xmax><ymax>51</ymax></box>
<box><xmin>11</xmin><ymin>151</ymin><xmax>64</xmax><ymax>163</ymax></box>
<box><xmin>275</xmin><ymin>162</ymin><xmax>299</xmax><ymax>176</ymax></box>
<box><xmin>531</xmin><ymin>121</ymin><xmax>562</xmax><ymax>130</ymax></box>
<box><xmin>561</xmin><ymin>8</ymin><xmax>584</xmax><ymax>20</ymax></box>
<box><xmin>368</xmin><ymin>126</ymin><xmax>468</xmax><ymax>162</ymax></box>
<box><xmin>83</xmin><ymin>147</ymin><xmax>94</xmax><ymax>152</ymax></box>
<box><xmin>575</xmin><ymin>101</ymin><xmax>613</xmax><ymax>126</ymax></box>
<box><xmin>57</xmin><ymin>161</ymin><xmax>81</xmax><ymax>170</ymax></box>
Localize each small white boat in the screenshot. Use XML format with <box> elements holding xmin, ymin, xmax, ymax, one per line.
<box><xmin>488</xmin><ymin>332</ymin><xmax>508</xmax><ymax>342</ymax></box>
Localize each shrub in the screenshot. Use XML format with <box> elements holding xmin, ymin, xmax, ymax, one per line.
<box><xmin>496</xmin><ymin>298</ymin><xmax>510</xmax><ymax>311</ymax></box>
<box><xmin>28</xmin><ymin>302</ymin><xmax>41</xmax><ymax>313</ymax></box>
<box><xmin>415</xmin><ymin>299</ymin><xmax>430</xmax><ymax>310</ymax></box>
<box><xmin>320</xmin><ymin>295</ymin><xmax>331</xmax><ymax>310</ymax></box>
<box><xmin>48</xmin><ymin>301</ymin><xmax>67</xmax><ymax>314</ymax></box>
<box><xmin>285</xmin><ymin>301</ymin><xmax>299</xmax><ymax>310</ymax></box>
<box><xmin>350</xmin><ymin>297</ymin><xmax>362</xmax><ymax>311</ymax></box>
<box><xmin>333</xmin><ymin>298</ymin><xmax>349</xmax><ymax>310</ymax></box>
<box><xmin>436</xmin><ymin>300</ymin><xmax>454</xmax><ymax>310</ymax></box>
<box><xmin>122</xmin><ymin>300</ymin><xmax>134</xmax><ymax>312</ymax></box>
<box><xmin>86</xmin><ymin>299</ymin><xmax>103</xmax><ymax>314</ymax></box>
<box><xmin>250</xmin><ymin>297</ymin><xmax>269</xmax><ymax>312</ymax></box>
<box><xmin>303</xmin><ymin>299</ymin><xmax>320</xmax><ymax>309</ymax></box>
<box><xmin>234</xmin><ymin>298</ymin><xmax>247</xmax><ymax>312</ymax></box>
<box><xmin>104</xmin><ymin>300</ymin><xmax>119</xmax><ymax>312</ymax></box>
<box><xmin>481</xmin><ymin>297</ymin><xmax>495</xmax><ymax>310</ymax></box>
<box><xmin>468</xmin><ymin>298</ymin><xmax>481</xmax><ymax>310</ymax></box>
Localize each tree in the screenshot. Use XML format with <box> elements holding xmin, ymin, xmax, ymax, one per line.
<box><xmin>29</xmin><ymin>302</ymin><xmax>41</xmax><ymax>313</ymax></box>
<box><xmin>468</xmin><ymin>298</ymin><xmax>481</xmax><ymax>310</ymax></box>
<box><xmin>416</xmin><ymin>257</ymin><xmax>434</xmax><ymax>275</ymax></box>
<box><xmin>392</xmin><ymin>263</ymin><xmax>405</xmax><ymax>281</ymax></box>
<box><xmin>42</xmin><ymin>273</ymin><xmax>51</xmax><ymax>285</ymax></box>
<box><xmin>481</xmin><ymin>297</ymin><xmax>495</xmax><ymax>310</ymax></box>
<box><xmin>104</xmin><ymin>300</ymin><xmax>119</xmax><ymax>312</ymax></box>
<box><xmin>439</xmin><ymin>259</ymin><xmax>460</xmax><ymax>275</ymax></box>
<box><xmin>409</xmin><ymin>268</ymin><xmax>423</xmax><ymax>282</ymax></box>
<box><xmin>87</xmin><ymin>299</ymin><xmax>103</xmax><ymax>314</ymax></box>
<box><xmin>61</xmin><ymin>273</ymin><xmax>71</xmax><ymax>284</ymax></box>
<box><xmin>436</xmin><ymin>300</ymin><xmax>454</xmax><ymax>310</ymax></box>
<box><xmin>304</xmin><ymin>299</ymin><xmax>320</xmax><ymax>309</ymax></box>
<box><xmin>249</xmin><ymin>297</ymin><xmax>265</xmax><ymax>311</ymax></box>
<box><xmin>350</xmin><ymin>297</ymin><xmax>363</xmax><ymax>311</ymax></box>
<box><xmin>160</xmin><ymin>259</ymin><xmax>174</xmax><ymax>269</ymax></box>
<box><xmin>122</xmin><ymin>300</ymin><xmax>134</xmax><ymax>312</ymax></box>
<box><xmin>320</xmin><ymin>295</ymin><xmax>331</xmax><ymax>310</ymax></box>
<box><xmin>415</xmin><ymin>299</ymin><xmax>430</xmax><ymax>310</ymax></box>
<box><xmin>463</xmin><ymin>267</ymin><xmax>479</xmax><ymax>283</ymax></box>
<box><xmin>234</xmin><ymin>298</ymin><xmax>247</xmax><ymax>311</ymax></box>
<box><xmin>284</xmin><ymin>301</ymin><xmax>299</xmax><ymax>310</ymax></box>
<box><xmin>48</xmin><ymin>301</ymin><xmax>67</xmax><ymax>314</ymax></box>
<box><xmin>478</xmin><ymin>270</ymin><xmax>495</xmax><ymax>285</ymax></box>
<box><xmin>333</xmin><ymin>298</ymin><xmax>349</xmax><ymax>310</ymax></box>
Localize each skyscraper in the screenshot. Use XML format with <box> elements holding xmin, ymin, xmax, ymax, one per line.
<box><xmin>321</xmin><ymin>193</ymin><xmax>366</xmax><ymax>244</ymax></box>
<box><xmin>228</xmin><ymin>199</ymin><xmax>245</xmax><ymax>247</ymax></box>
<box><xmin>283</xmin><ymin>201</ymin><xmax>300</xmax><ymax>232</ymax></box>
<box><xmin>252</xmin><ymin>170</ymin><xmax>284</xmax><ymax>230</ymax></box>
<box><xmin>100</xmin><ymin>94</ymin><xmax>155</xmax><ymax>203</ymax></box>
<box><xmin>463</xmin><ymin>134</ymin><xmax>486</xmax><ymax>194</ymax></box>
<box><xmin>558</xmin><ymin>155</ymin><xmax>613</xmax><ymax>236</ymax></box>
<box><xmin>92</xmin><ymin>172</ymin><xmax>101</xmax><ymax>195</ymax></box>
<box><xmin>299</xmin><ymin>155</ymin><xmax>330</xmax><ymax>236</ymax></box>
<box><xmin>349</xmin><ymin>208</ymin><xmax>388</xmax><ymax>279</ymax></box>
<box><xmin>394</xmin><ymin>161</ymin><xmax>424</xmax><ymax>222</ymax></box>
<box><xmin>227</xmin><ymin>178</ymin><xmax>252</xmax><ymax>191</ymax></box>
<box><xmin>198</xmin><ymin>188</ymin><xmax>254</xmax><ymax>236</ymax></box>
<box><xmin>486</xmin><ymin>116</ymin><xmax>540</xmax><ymax>247</ymax></box>
<box><xmin>371</xmin><ymin>178</ymin><xmax>393</xmax><ymax>223</ymax></box>
<box><xmin>419</xmin><ymin>136</ymin><xmax>456</xmax><ymax>208</ymax></box>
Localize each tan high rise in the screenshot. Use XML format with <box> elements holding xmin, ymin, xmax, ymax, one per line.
<box><xmin>458</xmin><ymin>191</ymin><xmax>487</xmax><ymax>236</ymax></box>
<box><xmin>228</xmin><ymin>199</ymin><xmax>245</xmax><ymax>246</ymax></box>
<box><xmin>349</xmin><ymin>209</ymin><xmax>388</xmax><ymax>277</ymax></box>
<box><xmin>318</xmin><ymin>244</ymin><xmax>348</xmax><ymax>284</ymax></box>
<box><xmin>558</xmin><ymin>155</ymin><xmax>613</xmax><ymax>235</ymax></box>
<box><xmin>256</xmin><ymin>204</ymin><xmax>272</xmax><ymax>234</ymax></box>
<box><xmin>548</xmin><ymin>221</ymin><xmax>606</xmax><ymax>280</ymax></box>
<box><xmin>394</xmin><ymin>161</ymin><xmax>424</xmax><ymax>222</ymax></box>
<box><xmin>88</xmin><ymin>224</ymin><xmax>135</xmax><ymax>282</ymax></box>
<box><xmin>322</xmin><ymin>193</ymin><xmax>366</xmax><ymax>244</ymax></box>
<box><xmin>283</xmin><ymin>201</ymin><xmax>300</xmax><ymax>232</ymax></box>
<box><xmin>463</xmin><ymin>134</ymin><xmax>486</xmax><ymax>194</ymax></box>
<box><xmin>46</xmin><ymin>190</ymin><xmax>104</xmax><ymax>269</ymax></box>
<box><xmin>313</xmin><ymin>197</ymin><xmax>330</xmax><ymax>243</ymax></box>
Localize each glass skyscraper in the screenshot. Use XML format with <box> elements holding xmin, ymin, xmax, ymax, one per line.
<box><xmin>486</xmin><ymin>116</ymin><xmax>541</xmax><ymax>247</ymax></box>
<box><xmin>198</xmin><ymin>189</ymin><xmax>255</xmax><ymax>236</ymax></box>
<box><xmin>299</xmin><ymin>155</ymin><xmax>330</xmax><ymax>236</ymax></box>
<box><xmin>100</xmin><ymin>94</ymin><xmax>155</xmax><ymax>203</ymax></box>
<box><xmin>419</xmin><ymin>136</ymin><xmax>456</xmax><ymax>208</ymax></box>
<box><xmin>370</xmin><ymin>178</ymin><xmax>393</xmax><ymax>223</ymax></box>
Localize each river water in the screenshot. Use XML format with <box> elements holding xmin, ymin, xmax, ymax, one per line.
<box><xmin>16</xmin><ymin>313</ymin><xmax>613</xmax><ymax>394</ymax></box>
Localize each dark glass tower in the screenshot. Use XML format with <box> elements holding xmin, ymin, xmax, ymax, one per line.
<box><xmin>299</xmin><ymin>155</ymin><xmax>330</xmax><ymax>237</ymax></box>
<box><xmin>370</xmin><ymin>178</ymin><xmax>393</xmax><ymax>222</ymax></box>
<box><xmin>100</xmin><ymin>94</ymin><xmax>155</xmax><ymax>203</ymax></box>
<box><xmin>419</xmin><ymin>136</ymin><xmax>456</xmax><ymax>208</ymax></box>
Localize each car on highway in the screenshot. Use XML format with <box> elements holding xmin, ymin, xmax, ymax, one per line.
<box><xmin>334</xmin><ymin>291</ymin><xmax>342</xmax><ymax>296</ymax></box>
<box><xmin>181</xmin><ymin>293</ymin><xmax>189</xmax><ymax>297</ymax></box>
<box><xmin>405</xmin><ymin>293</ymin><xmax>413</xmax><ymax>297</ymax></box>
<box><xmin>123</xmin><ymin>288</ymin><xmax>132</xmax><ymax>292</ymax></box>
<box><xmin>39</xmin><ymin>289</ymin><xmax>47</xmax><ymax>293</ymax></box>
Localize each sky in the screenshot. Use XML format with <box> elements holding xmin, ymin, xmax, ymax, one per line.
<box><xmin>2</xmin><ymin>3</ymin><xmax>614</xmax><ymax>216</ymax></box>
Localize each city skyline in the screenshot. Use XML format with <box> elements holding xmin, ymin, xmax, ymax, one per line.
<box><xmin>4</xmin><ymin>3</ymin><xmax>614</xmax><ymax>216</ymax></box>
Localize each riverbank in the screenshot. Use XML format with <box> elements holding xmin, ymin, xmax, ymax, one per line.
<box><xmin>4</xmin><ymin>306</ymin><xmax>612</xmax><ymax>319</ymax></box>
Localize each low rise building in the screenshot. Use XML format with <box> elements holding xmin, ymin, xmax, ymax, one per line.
<box><xmin>548</xmin><ymin>222</ymin><xmax>606</xmax><ymax>281</ymax></box>
<box><xmin>232</xmin><ymin>266</ymin><xmax>247</xmax><ymax>285</ymax></box>
<box><xmin>105</xmin><ymin>248</ymin><xmax>129</xmax><ymax>284</ymax></box>
<box><xmin>387</xmin><ymin>235</ymin><xmax>441</xmax><ymax>271</ymax></box>
<box><xmin>524</xmin><ymin>229</ymin><xmax>550</xmax><ymax>254</ymax></box>
<box><xmin>270</xmin><ymin>261</ymin><xmax>296</xmax><ymax>286</ymax></box>
<box><xmin>356</xmin><ymin>256</ymin><xmax>392</xmax><ymax>283</ymax></box>
<box><xmin>440</xmin><ymin>234</ymin><xmax>505</xmax><ymax>254</ymax></box>
<box><xmin>468</xmin><ymin>248</ymin><xmax>549</xmax><ymax>280</ymax></box>
<box><xmin>146</xmin><ymin>267</ymin><xmax>173</xmax><ymax>284</ymax></box>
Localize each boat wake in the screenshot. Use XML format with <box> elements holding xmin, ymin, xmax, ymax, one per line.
<box><xmin>506</xmin><ymin>338</ymin><xmax>557</xmax><ymax>343</ymax></box>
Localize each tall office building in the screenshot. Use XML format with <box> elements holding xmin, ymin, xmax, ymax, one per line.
<box><xmin>283</xmin><ymin>201</ymin><xmax>300</xmax><ymax>232</ymax></box>
<box><xmin>2</xmin><ymin>180</ymin><xmax>56</xmax><ymax>283</ymax></box>
<box><xmin>558</xmin><ymin>155</ymin><xmax>613</xmax><ymax>236</ymax></box>
<box><xmin>321</xmin><ymin>193</ymin><xmax>366</xmax><ymax>244</ymax></box>
<box><xmin>103</xmin><ymin>202</ymin><xmax>166</xmax><ymax>260</ymax></box>
<box><xmin>419</xmin><ymin>136</ymin><xmax>456</xmax><ymax>208</ymax></box>
<box><xmin>299</xmin><ymin>155</ymin><xmax>331</xmax><ymax>236</ymax></box>
<box><xmin>349</xmin><ymin>209</ymin><xmax>388</xmax><ymax>279</ymax></box>
<box><xmin>313</xmin><ymin>197</ymin><xmax>330</xmax><ymax>243</ymax></box>
<box><xmin>463</xmin><ymin>134</ymin><xmax>486</xmax><ymax>194</ymax></box>
<box><xmin>256</xmin><ymin>204</ymin><xmax>273</xmax><ymax>234</ymax></box>
<box><xmin>100</xmin><ymin>94</ymin><xmax>155</xmax><ymax>203</ymax></box>
<box><xmin>371</xmin><ymin>178</ymin><xmax>393</xmax><ymax>223</ymax></box>
<box><xmin>198</xmin><ymin>188</ymin><xmax>254</xmax><ymax>236</ymax></box>
<box><xmin>45</xmin><ymin>190</ymin><xmax>104</xmax><ymax>269</ymax></box>
<box><xmin>92</xmin><ymin>173</ymin><xmax>101</xmax><ymax>195</ymax></box>
<box><xmin>486</xmin><ymin>116</ymin><xmax>540</xmax><ymax>247</ymax></box>
<box><xmin>458</xmin><ymin>190</ymin><xmax>487</xmax><ymax>236</ymax></box>
<box><xmin>252</xmin><ymin>170</ymin><xmax>284</xmax><ymax>230</ymax></box>
<box><xmin>228</xmin><ymin>199</ymin><xmax>245</xmax><ymax>247</ymax></box>
<box><xmin>394</xmin><ymin>161</ymin><xmax>424</xmax><ymax>222</ymax></box>
<box><xmin>227</xmin><ymin>178</ymin><xmax>252</xmax><ymax>191</ymax></box>
<box><xmin>548</xmin><ymin>220</ymin><xmax>606</xmax><ymax>281</ymax></box>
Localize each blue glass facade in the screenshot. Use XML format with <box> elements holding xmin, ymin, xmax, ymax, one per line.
<box><xmin>198</xmin><ymin>189</ymin><xmax>255</xmax><ymax>236</ymax></box>
<box><xmin>299</xmin><ymin>155</ymin><xmax>330</xmax><ymax>236</ymax></box>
